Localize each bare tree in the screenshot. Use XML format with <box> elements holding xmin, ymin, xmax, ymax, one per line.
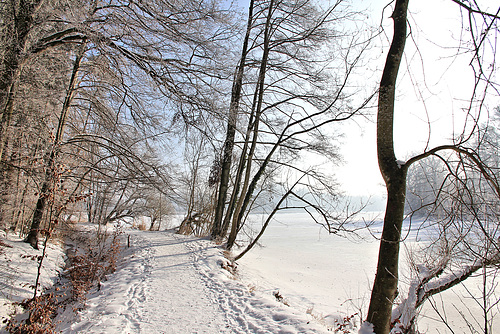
<box><xmin>211</xmin><ymin>0</ymin><xmax>256</xmax><ymax>240</ymax></box>
<box><xmin>0</xmin><ymin>0</ymin><xmax>236</xmax><ymax>246</ymax></box>
<box><xmin>0</xmin><ymin>0</ymin><xmax>87</xmax><ymax>162</ymax></box>
<box><xmin>177</xmin><ymin>131</ymin><xmax>217</xmax><ymax>236</ymax></box>
<box><xmin>0</xmin><ymin>41</ymin><xmax>75</xmax><ymax>234</ymax></box>
<box><xmin>0</xmin><ymin>0</ymin><xmax>43</xmax><ymax>161</ymax></box>
<box><xmin>210</xmin><ymin>0</ymin><xmax>374</xmax><ymax>248</ymax></box>
<box><xmin>391</xmin><ymin>115</ymin><xmax>500</xmax><ymax>332</ymax></box>
<box><xmin>366</xmin><ymin>1</ymin><xmax>499</xmax><ymax>332</ymax></box>
<box><xmin>25</xmin><ymin>42</ymin><xmax>86</xmax><ymax>249</ymax></box>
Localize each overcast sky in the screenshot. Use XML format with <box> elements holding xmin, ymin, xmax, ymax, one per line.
<box><xmin>336</xmin><ymin>0</ymin><xmax>499</xmax><ymax>197</ymax></box>
<box><xmin>230</xmin><ymin>0</ymin><xmax>499</xmax><ymax>198</ymax></box>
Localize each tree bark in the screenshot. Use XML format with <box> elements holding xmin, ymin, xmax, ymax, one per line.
<box><xmin>225</xmin><ymin>0</ymin><xmax>276</xmax><ymax>249</ymax></box>
<box><xmin>25</xmin><ymin>44</ymin><xmax>85</xmax><ymax>249</ymax></box>
<box><xmin>0</xmin><ymin>0</ymin><xmax>44</xmax><ymax>162</ymax></box>
<box><xmin>366</xmin><ymin>0</ymin><xmax>409</xmax><ymax>333</ymax></box>
<box><xmin>220</xmin><ymin>117</ymin><xmax>251</xmax><ymax>237</ymax></box>
<box><xmin>211</xmin><ymin>0</ymin><xmax>255</xmax><ymax>240</ymax></box>
<box><xmin>220</xmin><ymin>71</ymin><xmax>262</xmax><ymax>239</ymax></box>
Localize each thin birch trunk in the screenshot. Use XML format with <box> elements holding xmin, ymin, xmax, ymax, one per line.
<box><xmin>226</xmin><ymin>0</ymin><xmax>275</xmax><ymax>249</ymax></box>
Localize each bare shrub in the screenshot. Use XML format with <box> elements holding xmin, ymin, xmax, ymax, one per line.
<box><xmin>5</xmin><ymin>225</ymin><xmax>122</xmax><ymax>333</ymax></box>
<box><xmin>6</xmin><ymin>293</ymin><xmax>57</xmax><ymax>334</ymax></box>
<box><xmin>66</xmin><ymin>226</ymin><xmax>123</xmax><ymax>305</ymax></box>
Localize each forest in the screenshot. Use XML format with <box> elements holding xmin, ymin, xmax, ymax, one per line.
<box><xmin>0</xmin><ymin>0</ymin><xmax>499</xmax><ymax>333</ymax></box>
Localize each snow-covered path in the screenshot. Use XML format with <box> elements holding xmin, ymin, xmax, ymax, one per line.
<box><xmin>66</xmin><ymin>231</ymin><xmax>228</xmax><ymax>333</ymax></box>
<box><xmin>63</xmin><ymin>230</ymin><xmax>328</xmax><ymax>333</ymax></box>
<box><xmin>134</xmin><ymin>235</ymin><xmax>228</xmax><ymax>333</ymax></box>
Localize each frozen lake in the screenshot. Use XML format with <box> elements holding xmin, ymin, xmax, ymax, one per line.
<box><xmin>236</xmin><ymin>211</ymin><xmax>499</xmax><ymax>332</ymax></box>
<box><xmin>238</xmin><ymin>212</ymin><xmax>380</xmax><ymax>317</ymax></box>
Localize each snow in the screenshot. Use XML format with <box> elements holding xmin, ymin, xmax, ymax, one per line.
<box><xmin>0</xmin><ymin>232</ymin><xmax>65</xmax><ymax>327</ymax></box>
<box><xmin>59</xmin><ymin>229</ymin><xmax>330</xmax><ymax>333</ymax></box>
<box><xmin>231</xmin><ymin>212</ymin><xmax>500</xmax><ymax>333</ymax></box>
<box><xmin>65</xmin><ymin>230</ymin><xmax>227</xmax><ymax>333</ymax></box>
<box><xmin>236</xmin><ymin>212</ymin><xmax>380</xmax><ymax>324</ymax></box>
<box><xmin>390</xmin><ymin>280</ymin><xmax>418</xmax><ymax>332</ymax></box>
<box><xmin>358</xmin><ymin>322</ymin><xmax>374</xmax><ymax>334</ymax></box>
<box><xmin>1</xmin><ymin>213</ymin><xmax>498</xmax><ymax>333</ymax></box>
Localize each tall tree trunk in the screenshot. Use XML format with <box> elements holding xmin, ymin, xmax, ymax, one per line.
<box><xmin>0</xmin><ymin>0</ymin><xmax>42</xmax><ymax>230</ymax></box>
<box><xmin>0</xmin><ymin>0</ymin><xmax>43</xmax><ymax>162</ymax></box>
<box><xmin>221</xmin><ymin>38</ymin><xmax>265</xmax><ymax>239</ymax></box>
<box><xmin>366</xmin><ymin>0</ymin><xmax>409</xmax><ymax>333</ymax></box>
<box><xmin>211</xmin><ymin>0</ymin><xmax>255</xmax><ymax>240</ymax></box>
<box><xmin>226</xmin><ymin>0</ymin><xmax>275</xmax><ymax>250</ymax></box>
<box><xmin>221</xmin><ymin>104</ymin><xmax>255</xmax><ymax>240</ymax></box>
<box><xmin>25</xmin><ymin>44</ymin><xmax>85</xmax><ymax>249</ymax></box>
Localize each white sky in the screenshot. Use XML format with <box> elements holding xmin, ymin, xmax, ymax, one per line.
<box><xmin>337</xmin><ymin>0</ymin><xmax>499</xmax><ymax>196</ymax></box>
<box><xmin>231</xmin><ymin>0</ymin><xmax>499</xmax><ymax>197</ymax></box>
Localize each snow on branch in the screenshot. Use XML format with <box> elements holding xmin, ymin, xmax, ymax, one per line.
<box><xmin>391</xmin><ymin>251</ymin><xmax>500</xmax><ymax>333</ymax></box>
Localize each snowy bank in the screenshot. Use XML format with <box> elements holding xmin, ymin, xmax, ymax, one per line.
<box><xmin>0</xmin><ymin>232</ymin><xmax>65</xmax><ymax>331</ymax></box>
